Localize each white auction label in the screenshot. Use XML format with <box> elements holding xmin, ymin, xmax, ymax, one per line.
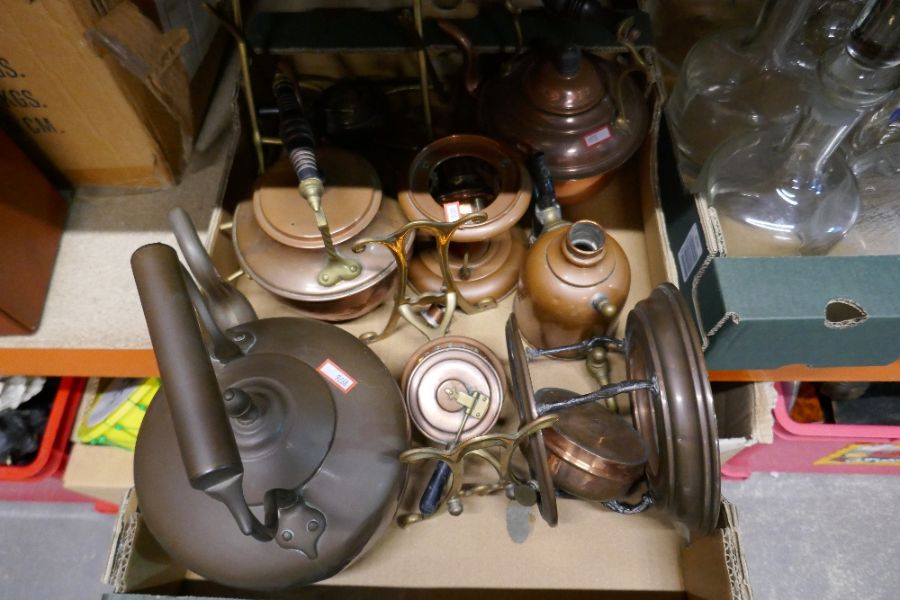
<box><xmin>583</xmin><ymin>125</ymin><xmax>612</xmax><ymax>147</ymax></box>
<box><xmin>316</xmin><ymin>359</ymin><xmax>358</xmax><ymax>393</ymax></box>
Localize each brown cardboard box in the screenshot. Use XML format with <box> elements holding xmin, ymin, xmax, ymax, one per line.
<box><xmin>0</xmin><ymin>0</ymin><xmax>194</xmax><ymax>188</ymax></box>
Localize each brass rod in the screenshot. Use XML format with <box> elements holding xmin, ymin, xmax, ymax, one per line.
<box><xmin>413</xmin><ymin>0</ymin><xmax>434</xmax><ymax>140</ymax></box>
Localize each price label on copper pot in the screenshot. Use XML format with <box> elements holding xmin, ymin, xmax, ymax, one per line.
<box><xmin>583</xmin><ymin>125</ymin><xmax>612</xmax><ymax>148</ymax></box>
<box><xmin>317</xmin><ymin>359</ymin><xmax>358</xmax><ymax>393</ymax></box>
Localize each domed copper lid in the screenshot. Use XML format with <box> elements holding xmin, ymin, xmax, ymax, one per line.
<box><xmin>479</xmin><ymin>47</ymin><xmax>650</xmax><ymax>180</ymax></box>
<box><xmin>253</xmin><ymin>148</ymin><xmax>381</xmax><ymax>249</ymax></box>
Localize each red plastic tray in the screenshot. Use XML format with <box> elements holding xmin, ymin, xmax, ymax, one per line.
<box><xmin>723</xmin><ymin>382</ymin><xmax>900</xmax><ymax>479</ymax></box>
<box><xmin>0</xmin><ymin>377</ymin><xmax>86</xmax><ymax>481</ymax></box>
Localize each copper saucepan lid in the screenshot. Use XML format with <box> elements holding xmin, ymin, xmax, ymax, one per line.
<box><xmin>253</xmin><ymin>148</ymin><xmax>382</xmax><ymax>249</ymax></box>
<box><xmin>402</xmin><ymin>336</ymin><xmax>505</xmax><ymax>444</ymax></box>
<box><xmin>400</xmin><ymin>134</ymin><xmax>531</xmax><ymax>243</ymax></box>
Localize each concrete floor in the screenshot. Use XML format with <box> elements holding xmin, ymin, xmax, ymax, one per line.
<box><xmin>1</xmin><ymin>472</ymin><xmax>899</xmax><ymax>600</ymax></box>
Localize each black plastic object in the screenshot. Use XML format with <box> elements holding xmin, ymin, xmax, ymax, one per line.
<box><xmin>419</xmin><ymin>460</ymin><xmax>452</xmax><ymax>515</ymax></box>
<box><xmin>555</xmin><ymin>45</ymin><xmax>582</xmax><ymax>76</ymax></box>
<box><xmin>542</xmin><ymin>0</ymin><xmax>618</xmax><ymax>25</ymax></box>
<box><xmin>528</xmin><ymin>152</ymin><xmax>558</xmax><ymax>211</ymax></box>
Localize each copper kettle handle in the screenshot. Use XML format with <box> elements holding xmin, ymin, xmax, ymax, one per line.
<box><xmin>131</xmin><ymin>244</ymin><xmax>273</xmax><ymax>542</ymax></box>
<box><xmin>169</xmin><ymin>207</ymin><xmax>257</xmax><ymax>331</ymax></box>
<box><xmin>438</xmin><ymin>20</ymin><xmax>480</xmax><ymax>98</ymax></box>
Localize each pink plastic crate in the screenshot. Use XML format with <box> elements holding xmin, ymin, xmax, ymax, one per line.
<box><xmin>723</xmin><ymin>382</ymin><xmax>900</xmax><ymax>479</ymax></box>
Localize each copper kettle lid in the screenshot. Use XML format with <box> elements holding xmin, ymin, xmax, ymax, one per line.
<box><xmin>254</xmin><ymin>148</ymin><xmax>381</xmax><ymax>249</ymax></box>
<box><xmin>626</xmin><ymin>283</ymin><xmax>720</xmax><ymax>535</ymax></box>
<box><xmin>523</xmin><ymin>45</ymin><xmax>608</xmax><ymax>115</ymax></box>
<box><xmin>233</xmin><ymin>197</ymin><xmax>408</xmax><ymax>303</ymax></box>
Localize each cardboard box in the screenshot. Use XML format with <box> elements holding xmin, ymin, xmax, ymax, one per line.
<box><xmin>104</xmin><ymin>489</ymin><xmax>751</xmax><ymax>599</ymax></box>
<box><xmin>0</xmin><ymin>0</ymin><xmax>195</xmax><ymax>188</ymax></box>
<box><xmin>657</xmin><ymin>120</ymin><xmax>900</xmax><ymax>380</ymax></box>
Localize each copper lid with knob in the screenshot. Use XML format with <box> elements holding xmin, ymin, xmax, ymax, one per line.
<box><xmin>401</xmin><ymin>335</ymin><xmax>505</xmax><ymax>444</ymax></box>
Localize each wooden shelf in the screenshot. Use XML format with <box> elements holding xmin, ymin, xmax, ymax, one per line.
<box><xmin>0</xmin><ymin>65</ymin><xmax>240</xmax><ymax>378</ymax></box>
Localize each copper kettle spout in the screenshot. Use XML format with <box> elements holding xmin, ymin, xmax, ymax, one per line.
<box><xmin>438</xmin><ymin>20</ymin><xmax>481</xmax><ymax>98</ymax></box>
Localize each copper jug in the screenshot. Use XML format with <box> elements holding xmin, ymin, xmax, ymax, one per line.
<box><xmin>513</xmin><ymin>219</ymin><xmax>630</xmax><ymax>354</ymax></box>
<box><xmin>440</xmin><ymin>22</ymin><xmax>650</xmax><ymax>205</ymax></box>
<box><xmin>130</xmin><ymin>243</ymin><xmax>409</xmax><ymax>590</ymax></box>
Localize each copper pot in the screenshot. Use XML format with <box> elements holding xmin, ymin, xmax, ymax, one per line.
<box><xmin>539</xmin><ymin>388</ymin><xmax>646</xmax><ymax>502</ymax></box>
<box><xmin>440</xmin><ymin>23</ymin><xmax>650</xmax><ymax>205</ymax></box>
<box><xmin>514</xmin><ymin>220</ymin><xmax>630</xmax><ymax>355</ymax></box>
<box><xmin>400</xmin><ymin>134</ymin><xmax>531</xmax><ymax>306</ymax></box>
<box><xmin>231</xmin><ymin>148</ymin><xmax>411</xmax><ymax>321</ymax></box>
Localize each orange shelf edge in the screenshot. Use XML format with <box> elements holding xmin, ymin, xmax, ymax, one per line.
<box><xmin>709</xmin><ymin>358</ymin><xmax>900</xmax><ymax>383</ymax></box>
<box><xmin>0</xmin><ymin>348</ymin><xmax>159</xmax><ymax>378</ymax></box>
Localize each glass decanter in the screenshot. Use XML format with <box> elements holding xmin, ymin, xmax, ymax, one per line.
<box><xmin>699</xmin><ymin>0</ymin><xmax>900</xmax><ymax>257</ymax></box>
<box><xmin>666</xmin><ymin>0</ymin><xmax>822</xmax><ymax>186</ymax></box>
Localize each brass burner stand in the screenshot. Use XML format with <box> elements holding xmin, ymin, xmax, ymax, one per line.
<box><xmin>397</xmin><ymin>414</ymin><xmax>558</xmax><ymax>527</ymax></box>
<box><xmin>352</xmin><ymin>212</ymin><xmax>497</xmax><ymax>342</ymax></box>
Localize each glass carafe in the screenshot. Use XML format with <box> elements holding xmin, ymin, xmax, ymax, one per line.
<box><xmin>666</xmin><ymin>0</ymin><xmax>822</xmax><ymax>186</ymax></box>
<box><xmin>699</xmin><ymin>0</ymin><xmax>900</xmax><ymax>257</ymax></box>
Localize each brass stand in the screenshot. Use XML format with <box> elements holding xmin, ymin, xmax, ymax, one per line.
<box><xmin>397</xmin><ymin>414</ymin><xmax>558</xmax><ymax>527</ymax></box>
<box><xmin>352</xmin><ymin>212</ymin><xmax>497</xmax><ymax>342</ymax></box>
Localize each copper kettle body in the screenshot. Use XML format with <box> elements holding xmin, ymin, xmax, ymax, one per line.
<box><xmin>440</xmin><ymin>22</ymin><xmax>650</xmax><ymax>204</ymax></box>
<box><xmin>513</xmin><ymin>220</ymin><xmax>630</xmax><ymax>353</ymax></box>
<box><xmin>130</xmin><ymin>235</ymin><xmax>409</xmax><ymax>590</ymax></box>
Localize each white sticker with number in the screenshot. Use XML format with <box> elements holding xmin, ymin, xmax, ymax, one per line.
<box><xmin>583</xmin><ymin>125</ymin><xmax>612</xmax><ymax>147</ymax></box>
<box><xmin>317</xmin><ymin>359</ymin><xmax>358</xmax><ymax>393</ymax></box>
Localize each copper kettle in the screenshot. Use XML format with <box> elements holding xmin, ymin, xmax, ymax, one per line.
<box><xmin>129</xmin><ymin>242</ymin><xmax>409</xmax><ymax>590</ymax></box>
<box><xmin>440</xmin><ymin>22</ymin><xmax>650</xmax><ymax>204</ymax></box>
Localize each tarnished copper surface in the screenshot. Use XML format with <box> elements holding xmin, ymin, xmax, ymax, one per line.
<box><xmin>233</xmin><ymin>195</ymin><xmax>411</xmax><ymax>321</ymax></box>
<box><xmin>409</xmin><ymin>228</ymin><xmax>527</xmax><ymax>304</ymax></box>
<box><xmin>505</xmin><ymin>314</ymin><xmax>558</xmax><ymax>526</ymax></box>
<box><xmin>554</xmin><ymin>172</ymin><xmax>610</xmax><ymax>206</ymax></box>
<box><xmin>514</xmin><ymin>220</ymin><xmax>630</xmax><ymax>354</ymax></box>
<box><xmin>401</xmin><ymin>336</ymin><xmax>505</xmax><ymax>444</ymax></box>
<box><xmin>626</xmin><ymin>283</ymin><xmax>720</xmax><ymax>535</ymax></box>
<box><xmin>400</xmin><ymin>135</ymin><xmax>531</xmax><ymax>243</ymax></box>
<box><xmin>539</xmin><ymin>388</ymin><xmax>646</xmax><ymax>502</ymax></box>
<box><xmin>253</xmin><ymin>149</ymin><xmax>382</xmax><ymax>249</ymax></box>
<box><xmin>477</xmin><ymin>48</ymin><xmax>650</xmax><ymax>194</ymax></box>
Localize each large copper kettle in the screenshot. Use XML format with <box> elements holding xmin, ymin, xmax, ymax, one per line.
<box><xmin>129</xmin><ymin>240</ymin><xmax>409</xmax><ymax>590</ymax></box>
<box><xmin>440</xmin><ymin>22</ymin><xmax>650</xmax><ymax>204</ymax></box>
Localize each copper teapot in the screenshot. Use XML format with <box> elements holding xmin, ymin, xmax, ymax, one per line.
<box><xmin>130</xmin><ymin>243</ymin><xmax>409</xmax><ymax>590</ymax></box>
<box><xmin>439</xmin><ymin>22</ymin><xmax>650</xmax><ymax>204</ymax></box>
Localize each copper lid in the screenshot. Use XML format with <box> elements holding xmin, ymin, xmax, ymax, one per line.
<box><xmin>540</xmin><ymin>388</ymin><xmax>647</xmax><ymax>482</ymax></box>
<box><xmin>400</xmin><ymin>135</ymin><xmax>531</xmax><ymax>243</ymax></box>
<box><xmin>626</xmin><ymin>283</ymin><xmax>720</xmax><ymax>535</ymax></box>
<box><xmin>233</xmin><ymin>197</ymin><xmax>410</xmax><ymax>303</ymax></box>
<box><xmin>253</xmin><ymin>148</ymin><xmax>382</xmax><ymax>249</ymax></box>
<box><xmin>401</xmin><ymin>336</ymin><xmax>505</xmax><ymax>444</ymax></box>
<box><xmin>479</xmin><ymin>49</ymin><xmax>650</xmax><ymax>180</ymax></box>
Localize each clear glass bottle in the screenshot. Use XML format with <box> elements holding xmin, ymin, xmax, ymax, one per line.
<box><xmin>665</xmin><ymin>0</ymin><xmax>815</xmax><ymax>186</ymax></box>
<box><xmin>698</xmin><ymin>0</ymin><xmax>900</xmax><ymax>257</ymax></box>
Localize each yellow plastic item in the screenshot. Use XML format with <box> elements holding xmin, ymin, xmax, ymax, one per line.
<box><xmin>77</xmin><ymin>378</ymin><xmax>159</xmax><ymax>451</ymax></box>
